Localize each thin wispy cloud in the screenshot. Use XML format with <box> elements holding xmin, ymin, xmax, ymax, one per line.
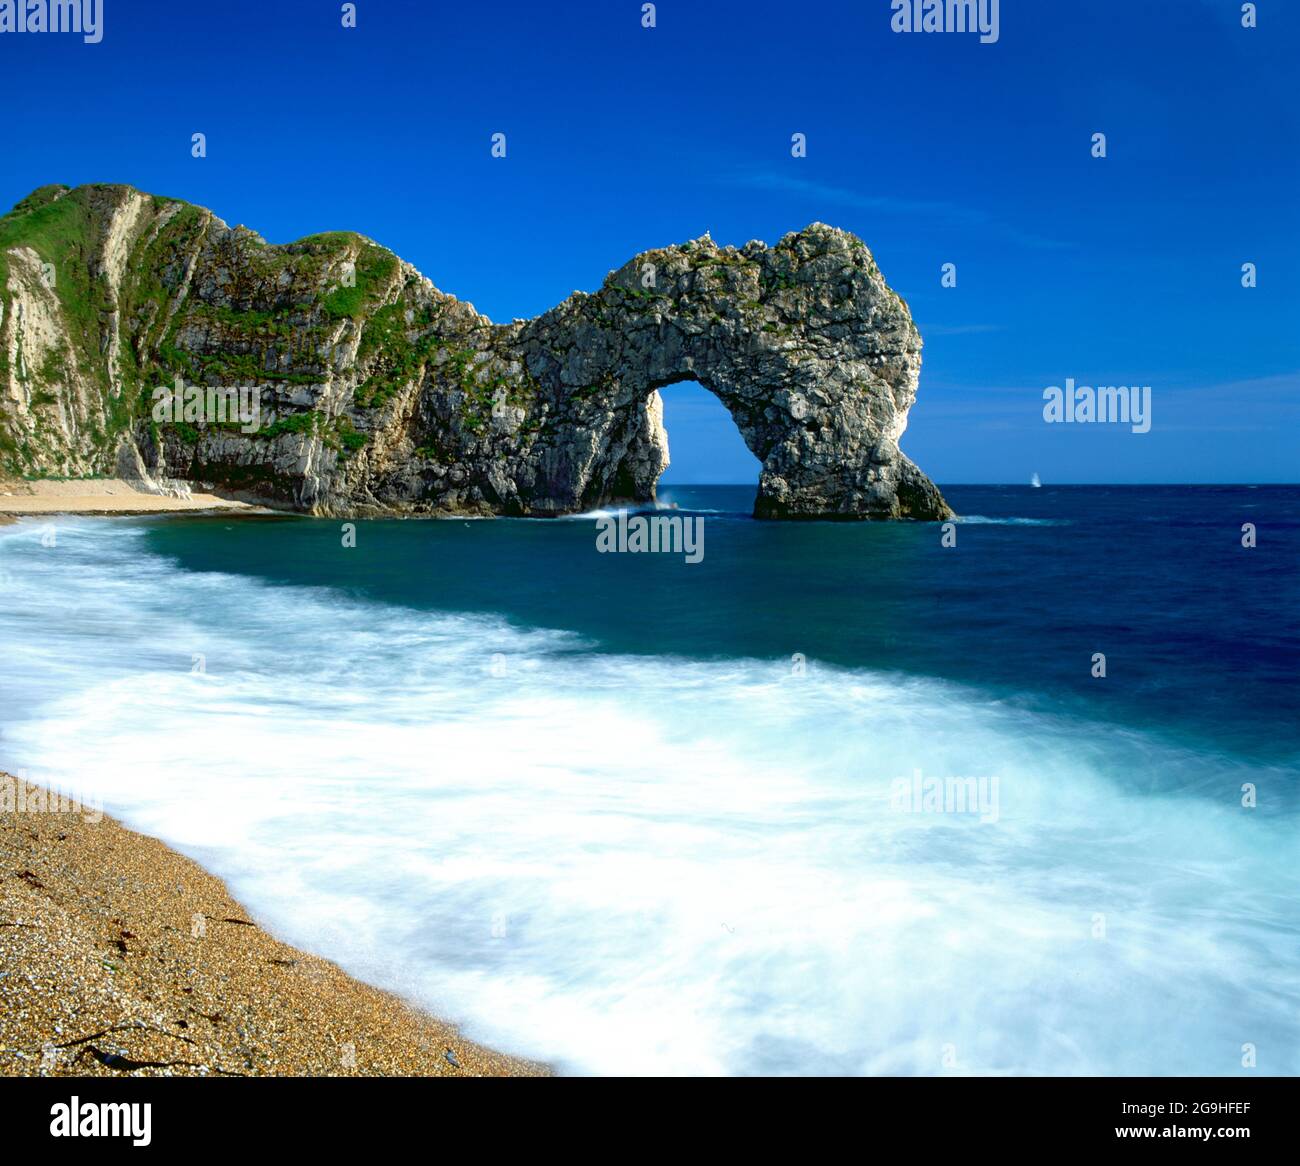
<box><xmin>917</xmin><ymin>371</ymin><xmax>1300</xmax><ymax>433</ymax></box>
<box><xmin>918</xmin><ymin>323</ymin><xmax>1006</xmax><ymax>337</ymax></box>
<box><xmin>723</xmin><ymin>171</ymin><xmax>1073</xmax><ymax>251</ymax></box>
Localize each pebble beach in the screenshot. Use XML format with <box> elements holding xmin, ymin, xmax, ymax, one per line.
<box><xmin>0</xmin><ymin>773</ymin><xmax>545</xmax><ymax>1078</ymax></box>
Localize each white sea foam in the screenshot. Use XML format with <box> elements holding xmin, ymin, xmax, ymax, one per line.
<box><xmin>555</xmin><ymin>502</ymin><xmax>728</xmax><ymax>521</ymax></box>
<box><xmin>0</xmin><ymin>518</ymin><xmax>1295</xmax><ymax>1075</ymax></box>
<box><xmin>954</xmin><ymin>515</ymin><xmax>1068</xmax><ymax>525</ymax></box>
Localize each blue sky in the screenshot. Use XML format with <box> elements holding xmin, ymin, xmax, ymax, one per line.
<box><xmin>2</xmin><ymin>0</ymin><xmax>1295</xmax><ymax>482</ymax></box>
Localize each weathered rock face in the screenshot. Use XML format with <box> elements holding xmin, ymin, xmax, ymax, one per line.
<box><xmin>0</xmin><ymin>183</ymin><xmax>950</xmax><ymax>519</ymax></box>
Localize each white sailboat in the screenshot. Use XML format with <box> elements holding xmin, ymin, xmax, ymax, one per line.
<box><xmin>1030</xmin><ymin>472</ymin><xmax>1042</xmax><ymax>488</ymax></box>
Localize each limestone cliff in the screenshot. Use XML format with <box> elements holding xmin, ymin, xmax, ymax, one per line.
<box><xmin>0</xmin><ymin>183</ymin><xmax>950</xmax><ymax>520</ymax></box>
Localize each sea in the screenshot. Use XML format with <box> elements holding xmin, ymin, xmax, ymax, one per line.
<box><xmin>1</xmin><ymin>484</ymin><xmax>1296</xmax><ymax>1075</ymax></box>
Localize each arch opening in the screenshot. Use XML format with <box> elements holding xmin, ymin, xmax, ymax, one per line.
<box><xmin>655</xmin><ymin>381</ymin><xmax>760</xmax><ymax>509</ymax></box>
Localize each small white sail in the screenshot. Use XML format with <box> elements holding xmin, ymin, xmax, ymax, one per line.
<box><xmin>1030</xmin><ymin>473</ymin><xmax>1042</xmax><ymax>488</ymax></box>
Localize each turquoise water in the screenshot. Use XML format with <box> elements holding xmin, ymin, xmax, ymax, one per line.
<box><xmin>144</xmin><ymin>484</ymin><xmax>1299</xmax><ymax>762</ymax></box>
<box><xmin>0</xmin><ymin>486</ymin><xmax>1296</xmax><ymax>1074</ymax></box>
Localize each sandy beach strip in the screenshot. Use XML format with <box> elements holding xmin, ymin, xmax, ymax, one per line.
<box><xmin>0</xmin><ymin>773</ymin><xmax>546</xmax><ymax>1078</ymax></box>
<box><xmin>0</xmin><ymin>478</ymin><xmax>261</xmax><ymax>517</ymax></box>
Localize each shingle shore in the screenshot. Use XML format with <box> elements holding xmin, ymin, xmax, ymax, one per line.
<box><xmin>0</xmin><ymin>773</ymin><xmax>547</xmax><ymax>1077</ymax></box>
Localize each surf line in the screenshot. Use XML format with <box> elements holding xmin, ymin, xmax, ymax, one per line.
<box><xmin>595</xmin><ymin>508</ymin><xmax>705</xmax><ymax>564</ymax></box>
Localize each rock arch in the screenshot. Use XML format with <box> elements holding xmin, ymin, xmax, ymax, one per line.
<box><xmin>0</xmin><ymin>185</ymin><xmax>950</xmax><ymax>520</ymax></box>
<box><xmin>493</xmin><ymin>223</ymin><xmax>951</xmax><ymax>520</ymax></box>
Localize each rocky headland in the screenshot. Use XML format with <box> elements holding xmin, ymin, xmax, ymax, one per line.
<box><xmin>0</xmin><ymin>184</ymin><xmax>950</xmax><ymax>520</ymax></box>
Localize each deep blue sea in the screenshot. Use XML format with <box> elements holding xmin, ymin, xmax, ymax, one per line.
<box><xmin>1</xmin><ymin>485</ymin><xmax>1296</xmax><ymax>1075</ymax></box>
